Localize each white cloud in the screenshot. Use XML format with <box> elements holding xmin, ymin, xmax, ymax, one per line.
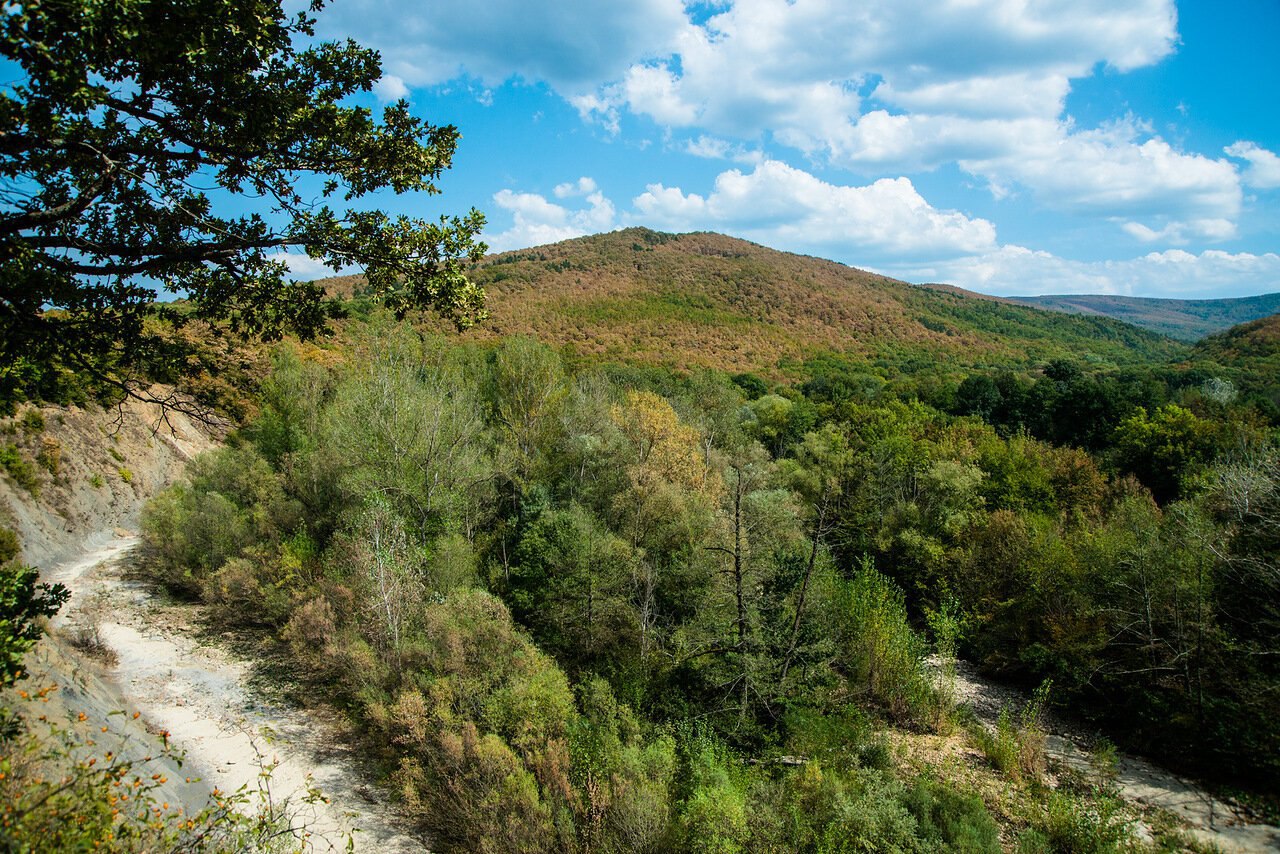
<box><xmin>554</xmin><ymin>177</ymin><xmax>599</xmax><ymax>198</ymax></box>
<box><xmin>486</xmin><ymin>185</ymin><xmax>618</xmax><ymax>251</ymax></box>
<box><xmin>894</xmin><ymin>246</ymin><xmax>1280</xmax><ymax>299</ymax></box>
<box><xmin>872</xmin><ymin>74</ymin><xmax>1071</xmax><ymax>120</ymax></box>
<box><xmin>1122</xmin><ymin>218</ymin><xmax>1236</xmax><ymax>244</ymax></box>
<box><xmin>321</xmin><ymin>0</ymin><xmax>1237</xmax><ymax>236</ymax></box>
<box><xmin>684</xmin><ymin>135</ymin><xmax>763</xmax><ymax>163</ymax></box>
<box><xmin>267</xmin><ymin>252</ymin><xmax>351</xmax><ymax>281</ymax></box>
<box><xmin>624</xmin><ymin>64</ymin><xmax>701</xmax><ymax>125</ymax></box>
<box><xmin>316</xmin><ymin>0</ymin><xmax>687</xmax><ymax>92</ymax></box>
<box><xmin>373</xmin><ymin>74</ymin><xmax>409</xmax><ymax>103</ymax></box>
<box><xmin>1225</xmin><ymin>141</ymin><xmax>1280</xmax><ymax>189</ymax></box>
<box><xmin>488</xmin><ymin>162</ymin><xmax>993</xmax><ymax>261</ymax></box>
<box><xmin>567</xmin><ymin>1</ymin><xmax>1225</xmax><ymax>235</ymax></box>
<box><xmin>632</xmin><ymin>159</ymin><xmax>997</xmax><ymax>257</ymax></box>
<box><xmin>954</xmin><ymin>120</ymin><xmax>1243</xmax><ymax>230</ymax></box>
<box><xmin>607</xmin><ymin>0</ymin><xmax>1176</xmax><ymax>137</ymax></box>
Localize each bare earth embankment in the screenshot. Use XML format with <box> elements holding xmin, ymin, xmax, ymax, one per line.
<box><xmin>2</xmin><ymin>397</ymin><xmax>426</xmax><ymax>852</ymax></box>
<box><xmin>942</xmin><ymin>658</ymin><xmax>1280</xmax><ymax>853</ymax></box>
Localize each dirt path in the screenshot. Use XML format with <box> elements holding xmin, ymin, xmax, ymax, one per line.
<box><xmin>940</xmin><ymin>657</ymin><xmax>1280</xmax><ymax>853</ymax></box>
<box><xmin>46</xmin><ymin>531</ymin><xmax>428</xmax><ymax>853</ymax></box>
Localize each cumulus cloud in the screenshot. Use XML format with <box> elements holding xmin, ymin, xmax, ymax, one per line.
<box><xmin>373</xmin><ymin>75</ymin><xmax>409</xmax><ymax>103</ymax></box>
<box><xmin>489</xmin><ymin>162</ymin><xmax>993</xmax><ymax>261</ymax></box>
<box><xmin>959</xmin><ymin>119</ymin><xmax>1242</xmax><ymax>226</ymax></box>
<box><xmin>315</xmin><ymin>0</ymin><xmax>687</xmax><ymax>92</ymax></box>
<box><xmin>560</xmin><ymin>1</ymin><xmax>1224</xmax><ymax>234</ymax></box>
<box><xmin>1122</xmin><ymin>218</ymin><xmax>1237</xmax><ymax>244</ymax></box>
<box><xmin>632</xmin><ymin>160</ymin><xmax>997</xmax><ymax>257</ymax></box>
<box><xmin>266</xmin><ymin>251</ymin><xmax>351</xmax><ymax>281</ymax></box>
<box><xmin>606</xmin><ymin>0</ymin><xmax>1176</xmax><ymax>139</ymax></box>
<box><xmin>554</xmin><ymin>177</ymin><xmax>599</xmax><ymax>198</ymax></box>
<box><xmin>1225</xmin><ymin>141</ymin><xmax>1280</xmax><ymax>189</ymax></box>
<box><xmin>321</xmin><ymin>0</ymin><xmax>1236</xmax><ymax>235</ymax></box>
<box><xmin>893</xmin><ymin>246</ymin><xmax>1280</xmax><ymax>299</ymax></box>
<box><xmin>486</xmin><ymin>185</ymin><xmax>618</xmax><ymax>251</ymax></box>
<box><xmin>683</xmin><ymin>135</ymin><xmax>764</xmax><ymax>164</ymax></box>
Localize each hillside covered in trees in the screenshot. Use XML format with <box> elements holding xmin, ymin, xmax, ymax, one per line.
<box><xmin>1008</xmin><ymin>293</ymin><xmax>1280</xmax><ymax>342</ymax></box>
<box><xmin>110</xmin><ymin>288</ymin><xmax>1280</xmax><ymax>851</ymax></box>
<box><xmin>321</xmin><ymin>228</ymin><xmax>1185</xmax><ymax>379</ymax></box>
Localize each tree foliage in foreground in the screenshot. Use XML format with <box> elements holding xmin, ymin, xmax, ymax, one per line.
<box><xmin>0</xmin><ymin>0</ymin><xmax>485</xmax><ymax>405</ymax></box>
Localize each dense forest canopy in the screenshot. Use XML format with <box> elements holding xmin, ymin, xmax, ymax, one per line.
<box><xmin>109</xmin><ymin>303</ymin><xmax>1280</xmax><ymax>851</ymax></box>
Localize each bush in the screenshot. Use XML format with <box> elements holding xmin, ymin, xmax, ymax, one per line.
<box><xmin>202</xmin><ymin>553</ymin><xmax>294</xmax><ymax>629</ymax></box>
<box><xmin>675</xmin><ymin>734</ymin><xmax>749</xmax><ymax>854</ymax></box>
<box><xmin>905</xmin><ymin>776</ymin><xmax>1001</xmax><ymax>853</ymax></box>
<box><xmin>1</xmin><ymin>562</ymin><xmax>67</xmax><ymax>686</ymax></box>
<box><xmin>1018</xmin><ymin>789</ymin><xmax>1134</xmax><ymax>854</ymax></box>
<box><xmin>972</xmin><ymin>682</ymin><xmax>1051</xmax><ymax>782</ymax></box>
<box><xmin>788</xmin><ymin>762</ymin><xmax>921</xmax><ymax>854</ymax></box>
<box><xmin>282</xmin><ymin>597</ymin><xmax>341</xmax><ymax>679</ymax></box>
<box><xmin>0</xmin><ymin>527</ymin><xmax>19</xmax><ymax>564</ymax></box>
<box><xmin>0</xmin><ymin>443</ymin><xmax>39</xmax><ymax>496</ymax></box>
<box><xmin>827</xmin><ymin>558</ymin><xmax>936</xmax><ymax>725</ymax></box>
<box><xmin>0</xmin><ymin>691</ymin><xmax>352</xmax><ymax>852</ymax></box>
<box><xmin>366</xmin><ymin>590</ymin><xmax>580</xmax><ymax>853</ymax></box>
<box><xmin>139</xmin><ymin>445</ymin><xmax>300</xmax><ymax>597</ymax></box>
<box><xmin>19</xmin><ymin>408</ymin><xmax>44</xmax><ymax>435</ymax></box>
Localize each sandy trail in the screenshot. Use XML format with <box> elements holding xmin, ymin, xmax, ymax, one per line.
<box><xmin>939</xmin><ymin>657</ymin><xmax>1280</xmax><ymax>853</ymax></box>
<box><xmin>46</xmin><ymin>531</ymin><xmax>428</xmax><ymax>853</ymax></box>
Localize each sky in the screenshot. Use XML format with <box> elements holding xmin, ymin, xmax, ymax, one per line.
<box><xmin>293</xmin><ymin>0</ymin><xmax>1280</xmax><ymax>299</ymax></box>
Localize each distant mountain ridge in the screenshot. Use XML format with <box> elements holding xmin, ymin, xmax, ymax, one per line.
<box><xmin>321</xmin><ymin>228</ymin><xmax>1185</xmax><ymax>377</ymax></box>
<box><xmin>1005</xmin><ymin>292</ymin><xmax>1280</xmax><ymax>341</ymax></box>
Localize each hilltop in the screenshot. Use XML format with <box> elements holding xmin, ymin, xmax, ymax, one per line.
<box><xmin>1008</xmin><ymin>292</ymin><xmax>1280</xmax><ymax>341</ymax></box>
<box><xmin>322</xmin><ymin>228</ymin><xmax>1183</xmax><ymax>378</ymax></box>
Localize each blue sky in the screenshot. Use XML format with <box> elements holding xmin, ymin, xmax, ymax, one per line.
<box><xmin>289</xmin><ymin>0</ymin><xmax>1280</xmax><ymax>298</ymax></box>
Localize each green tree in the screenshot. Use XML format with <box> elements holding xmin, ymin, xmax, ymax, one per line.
<box><xmin>511</xmin><ymin>504</ymin><xmax>638</xmax><ymax>674</ymax></box>
<box><xmin>776</xmin><ymin>425</ymin><xmax>859</xmax><ymax>687</ymax></box>
<box><xmin>1113</xmin><ymin>404</ymin><xmax>1220</xmax><ymax>502</ymax></box>
<box><xmin>1</xmin><ymin>562</ymin><xmax>67</xmax><ymax>688</ymax></box>
<box><xmin>0</xmin><ymin>0</ymin><xmax>485</xmax><ymax>403</ymax></box>
<box><xmin>489</xmin><ymin>336</ymin><xmax>568</xmax><ymax>492</ymax></box>
<box><xmin>323</xmin><ymin>330</ymin><xmax>493</xmax><ymax>538</ymax></box>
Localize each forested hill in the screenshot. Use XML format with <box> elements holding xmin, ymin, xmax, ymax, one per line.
<box><xmin>319</xmin><ymin>228</ymin><xmax>1183</xmax><ymax>377</ymax></box>
<box><xmin>1007</xmin><ymin>291</ymin><xmax>1280</xmax><ymax>341</ymax></box>
<box><xmin>1184</xmin><ymin>313</ymin><xmax>1280</xmax><ymax>412</ymax></box>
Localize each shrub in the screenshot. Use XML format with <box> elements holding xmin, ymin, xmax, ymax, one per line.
<box><xmin>0</xmin><ymin>527</ymin><xmax>18</xmax><ymax>563</ymax></box>
<box><xmin>369</xmin><ymin>590</ymin><xmax>580</xmax><ymax>853</ymax></box>
<box><xmin>1</xmin><ymin>562</ymin><xmax>67</xmax><ymax>686</ymax></box>
<box><xmin>1</xmin><ymin>443</ymin><xmax>39</xmax><ymax>496</ymax></box>
<box><xmin>0</xmin><ymin>692</ymin><xmax>352</xmax><ymax>852</ymax></box>
<box><xmin>19</xmin><ymin>408</ymin><xmax>44</xmax><ymax>435</ymax></box>
<box><xmin>282</xmin><ymin>597</ymin><xmax>340</xmax><ymax>679</ymax></box>
<box><xmin>201</xmin><ymin>553</ymin><xmax>294</xmax><ymax>629</ymax></box>
<box><xmin>35</xmin><ymin>437</ymin><xmax>59</xmax><ymax>475</ymax></box>
<box><xmin>828</xmin><ymin>558</ymin><xmax>936</xmax><ymax>724</ymax></box>
<box><xmin>675</xmin><ymin>734</ymin><xmax>749</xmax><ymax>854</ymax></box>
<box><xmin>139</xmin><ymin>445</ymin><xmax>300</xmax><ymax>598</ymax></box>
<box><xmin>971</xmin><ymin>681</ymin><xmax>1051</xmax><ymax>782</ymax></box>
<box><xmin>788</xmin><ymin>763</ymin><xmax>920</xmax><ymax>854</ymax></box>
<box><xmin>905</xmin><ymin>776</ymin><xmax>1001</xmax><ymax>853</ymax></box>
<box><xmin>1019</xmin><ymin>789</ymin><xmax>1133</xmax><ymax>854</ymax></box>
